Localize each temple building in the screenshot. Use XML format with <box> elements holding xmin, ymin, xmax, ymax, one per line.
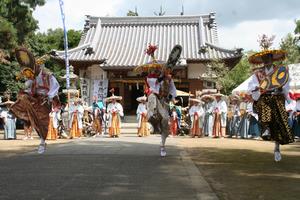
<box><xmin>53</xmin><ymin>13</ymin><xmax>243</xmax><ymax>113</ymax></box>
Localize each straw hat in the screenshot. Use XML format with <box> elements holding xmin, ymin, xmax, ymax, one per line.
<box><xmin>229</xmin><ymin>94</ymin><xmax>240</xmax><ymax>102</ymax></box>
<box><xmin>248</xmin><ymin>35</ymin><xmax>286</xmax><ymax>66</ymax></box>
<box><xmin>200</xmin><ymin>94</ymin><xmax>214</xmax><ymax>101</ymax></box>
<box><xmin>136</xmin><ymin>95</ymin><xmax>147</xmax><ymax>102</ymax></box>
<box><xmin>105</xmin><ymin>94</ymin><xmax>122</xmax><ymax>102</ymax></box>
<box><xmin>212</xmin><ymin>92</ymin><xmax>224</xmax><ymax>97</ymax></box>
<box><xmin>189</xmin><ymin>98</ymin><xmax>201</xmax><ymax>103</ymax></box>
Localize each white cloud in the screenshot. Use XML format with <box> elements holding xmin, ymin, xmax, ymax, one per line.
<box><xmin>33</xmin><ymin>0</ymin><xmax>125</xmax><ymax>32</ymax></box>
<box><xmin>218</xmin><ymin>18</ymin><xmax>299</xmax><ymax>51</ymax></box>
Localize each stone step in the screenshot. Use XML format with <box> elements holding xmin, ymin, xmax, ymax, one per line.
<box><xmin>122</xmin><ymin>122</ymin><xmax>138</xmax><ymax>128</ymax></box>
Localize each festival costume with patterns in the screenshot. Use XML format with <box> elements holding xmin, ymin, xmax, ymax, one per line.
<box><xmin>248</xmin><ymin>35</ymin><xmax>294</xmax><ymax>161</ymax></box>
<box><xmin>135</xmin><ymin>44</ymin><xmax>181</xmax><ymax>156</ymax></box>
<box><xmin>10</xmin><ymin>61</ymin><xmax>60</xmax><ymax>141</ymax></box>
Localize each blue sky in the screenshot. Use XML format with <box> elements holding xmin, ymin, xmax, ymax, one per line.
<box><xmin>33</xmin><ymin>0</ymin><xmax>300</xmax><ymax>50</ymax></box>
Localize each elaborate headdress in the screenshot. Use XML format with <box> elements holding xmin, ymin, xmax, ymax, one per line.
<box><xmin>248</xmin><ymin>34</ymin><xmax>286</xmax><ymax>65</ymax></box>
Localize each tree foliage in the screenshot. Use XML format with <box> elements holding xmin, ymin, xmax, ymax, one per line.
<box><xmin>218</xmin><ymin>56</ymin><xmax>251</xmax><ymax>95</ymax></box>
<box><xmin>127</xmin><ymin>10</ymin><xmax>138</xmax><ymax>16</ymax></box>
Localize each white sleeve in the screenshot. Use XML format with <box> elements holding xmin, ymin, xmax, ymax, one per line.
<box><xmin>282</xmin><ymin>76</ymin><xmax>291</xmax><ymax>100</ymax></box>
<box><xmin>169</xmin><ymin>80</ymin><xmax>177</xmax><ymax>99</ymax></box>
<box><xmin>220</xmin><ymin>101</ymin><xmax>227</xmax><ymax>113</ymax></box>
<box><xmin>48</xmin><ymin>75</ymin><xmax>60</xmax><ymax>99</ymax></box>
<box><xmin>189</xmin><ymin>106</ymin><xmax>194</xmax><ymax>116</ymax></box>
<box><xmin>248</xmin><ymin>74</ymin><xmax>260</xmax><ymax>101</ymax></box>
<box><xmin>118</xmin><ymin>103</ymin><xmax>124</xmax><ymax>117</ymax></box>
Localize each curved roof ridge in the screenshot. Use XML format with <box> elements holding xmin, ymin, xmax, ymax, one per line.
<box><xmin>205</xmin><ymin>42</ymin><xmax>241</xmax><ymax>54</ymax></box>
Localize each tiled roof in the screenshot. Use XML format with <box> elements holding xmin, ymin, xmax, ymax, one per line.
<box><xmin>55</xmin><ymin>14</ymin><xmax>242</xmax><ymax>69</ymax></box>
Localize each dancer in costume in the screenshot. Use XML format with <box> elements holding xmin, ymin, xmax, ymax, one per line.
<box><xmin>106</xmin><ymin>89</ymin><xmax>123</xmax><ymax>138</ymax></box>
<box><xmin>189</xmin><ymin>98</ymin><xmax>204</xmax><ymax>138</ymax></box>
<box><xmin>135</xmin><ymin>44</ymin><xmax>181</xmax><ymax>157</ymax></box>
<box><xmin>10</xmin><ymin>48</ymin><xmax>60</xmax><ymax>154</ymax></box>
<box><xmin>247</xmin><ymin>35</ymin><xmax>294</xmax><ymax>161</ymax></box>
<box><xmin>136</xmin><ymin>96</ymin><xmax>149</xmax><ymax>137</ymax></box>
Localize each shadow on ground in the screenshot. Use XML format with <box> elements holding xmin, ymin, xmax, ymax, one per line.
<box><xmin>0</xmin><ymin>139</ymin><xmax>197</xmax><ymax>200</ymax></box>
<box><xmin>187</xmin><ymin>142</ymin><xmax>300</xmax><ymax>200</ymax></box>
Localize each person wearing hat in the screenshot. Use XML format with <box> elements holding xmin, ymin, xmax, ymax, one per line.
<box><xmin>136</xmin><ymin>96</ymin><xmax>149</xmax><ymax>137</ymax></box>
<box><xmin>291</xmin><ymin>92</ymin><xmax>300</xmax><ymax>140</ymax></box>
<box><xmin>169</xmin><ymin>105</ymin><xmax>178</xmax><ymax>137</ymax></box>
<box><xmin>0</xmin><ymin>92</ymin><xmax>16</xmax><ymax>140</ymax></box>
<box><xmin>69</xmin><ymin>99</ymin><xmax>84</xmax><ymax>139</ymax></box>
<box><xmin>202</xmin><ymin>95</ymin><xmax>215</xmax><ymax>137</ymax></box>
<box><xmin>227</xmin><ymin>95</ymin><xmax>241</xmax><ymax>137</ymax></box>
<box><xmin>106</xmin><ymin>90</ymin><xmax>124</xmax><ymax>138</ymax></box>
<box><xmin>10</xmin><ymin>48</ymin><xmax>60</xmax><ymax>154</ymax></box>
<box><xmin>46</xmin><ymin>97</ymin><xmax>61</xmax><ymax>140</ymax></box>
<box><xmin>247</xmin><ymin>35</ymin><xmax>294</xmax><ymax>161</ymax></box>
<box><xmin>189</xmin><ymin>98</ymin><xmax>204</xmax><ymax>138</ymax></box>
<box><xmin>212</xmin><ymin>93</ymin><xmax>227</xmax><ymax>138</ymax></box>
<box><xmin>237</xmin><ymin>93</ymin><xmax>251</xmax><ymax>139</ymax></box>
<box><xmin>92</xmin><ymin>97</ymin><xmax>105</xmax><ymax>137</ymax></box>
<box><xmin>137</xmin><ymin>44</ymin><xmax>179</xmax><ymax>157</ymax></box>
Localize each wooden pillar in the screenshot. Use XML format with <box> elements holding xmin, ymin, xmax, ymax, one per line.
<box><xmin>119</xmin><ymin>82</ymin><xmax>125</xmax><ymax>106</ymax></box>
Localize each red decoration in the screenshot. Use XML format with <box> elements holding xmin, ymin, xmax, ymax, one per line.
<box><xmin>145</xmin><ymin>44</ymin><xmax>158</xmax><ymax>58</ymax></box>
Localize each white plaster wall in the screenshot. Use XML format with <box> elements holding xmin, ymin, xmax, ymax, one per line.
<box><xmin>187</xmin><ymin>63</ymin><xmax>207</xmax><ymax>79</ymax></box>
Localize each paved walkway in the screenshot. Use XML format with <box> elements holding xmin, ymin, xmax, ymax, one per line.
<box><xmin>0</xmin><ymin>135</ymin><xmax>218</xmax><ymax>200</ymax></box>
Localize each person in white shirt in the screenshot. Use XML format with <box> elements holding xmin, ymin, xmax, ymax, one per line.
<box><xmin>202</xmin><ymin>95</ymin><xmax>215</xmax><ymax>137</ymax></box>
<box><xmin>189</xmin><ymin>98</ymin><xmax>204</xmax><ymax>138</ymax></box>
<box><xmin>69</xmin><ymin>99</ymin><xmax>84</xmax><ymax>139</ymax></box>
<box><xmin>212</xmin><ymin>93</ymin><xmax>227</xmax><ymax>138</ymax></box>
<box><xmin>136</xmin><ymin>96</ymin><xmax>149</xmax><ymax>137</ymax></box>
<box><xmin>106</xmin><ymin>93</ymin><xmax>124</xmax><ymax>138</ymax></box>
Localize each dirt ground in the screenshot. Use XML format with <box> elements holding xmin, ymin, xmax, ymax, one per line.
<box><xmin>178</xmin><ymin>137</ymin><xmax>300</xmax><ymax>200</ymax></box>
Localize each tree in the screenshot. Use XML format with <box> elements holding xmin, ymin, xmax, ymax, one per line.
<box><xmin>0</xmin><ymin>0</ymin><xmax>45</xmax><ymax>44</ymax></box>
<box><xmin>0</xmin><ymin>0</ymin><xmax>45</xmax><ymax>95</ymax></box>
<box><xmin>280</xmin><ymin>33</ymin><xmax>300</xmax><ymax>65</ymax></box>
<box><xmin>217</xmin><ymin>55</ymin><xmax>251</xmax><ymax>95</ymax></box>
<box><xmin>26</xmin><ymin>28</ymin><xmax>82</xmax><ymax>92</ymax></box>
<box><xmin>127</xmin><ymin>10</ymin><xmax>138</xmax><ymax>16</ymax></box>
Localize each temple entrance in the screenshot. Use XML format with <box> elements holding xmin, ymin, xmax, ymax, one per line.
<box><xmin>122</xmin><ymin>83</ymin><xmax>144</xmax><ymax>114</ymax></box>
<box><xmin>129</xmin><ymin>84</ymin><xmax>144</xmax><ymax>114</ymax></box>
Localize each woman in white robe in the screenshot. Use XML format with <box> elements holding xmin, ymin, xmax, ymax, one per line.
<box><xmin>189</xmin><ymin>99</ymin><xmax>204</xmax><ymax>137</ymax></box>
<box><xmin>107</xmin><ymin>97</ymin><xmax>124</xmax><ymax>137</ymax></box>
<box><xmin>69</xmin><ymin>100</ymin><xmax>84</xmax><ymax>138</ymax></box>
<box><xmin>136</xmin><ymin>96</ymin><xmax>149</xmax><ymax>137</ymax></box>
